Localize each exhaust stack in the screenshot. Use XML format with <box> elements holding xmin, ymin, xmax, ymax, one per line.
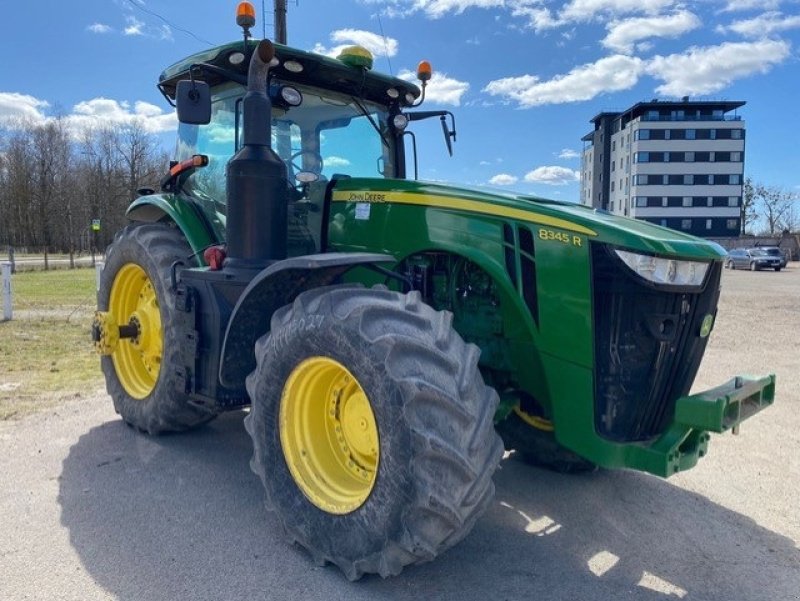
<box><xmin>224</xmin><ymin>39</ymin><xmax>289</xmax><ymax>270</ymax></box>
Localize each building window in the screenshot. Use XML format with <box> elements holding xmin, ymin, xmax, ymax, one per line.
<box><xmin>731</xmin><ymin>151</ymin><xmax>741</xmax><ymax>162</ymax></box>
<box><xmin>667</xmin><ymin>196</ymin><xmax>682</xmax><ymax>207</ymax></box>
<box><xmin>695</xmin><ymin>151</ymin><xmax>710</xmax><ymax>162</ymax></box>
<box><xmin>660</xmin><ymin>219</ymin><xmax>668</xmax><ymax>227</ymax></box>
<box><xmin>612</xmin><ymin>141</ymin><xmax>616</xmax><ymax>151</ymax></box>
<box><xmin>611</xmin><ymin>160</ymin><xmax>615</xmax><ymax>171</ymax></box>
<box><xmin>727</xmin><ymin>219</ymin><xmax>738</xmax><ymax>230</ymax></box>
<box><xmin>685</xmin><ymin>129</ymin><xmax>696</xmax><ymax>140</ymax></box>
<box><xmin>731</xmin><ymin>129</ymin><xmax>743</xmax><ymax>139</ymax></box>
<box><xmin>685</xmin><ymin>151</ymin><xmax>694</xmax><ymax>162</ymax></box>
<box><xmin>683</xmin><ymin>174</ymin><xmax>694</xmax><ymax>185</ymax></box>
<box><xmin>728</xmin><ymin>196</ymin><xmax>740</xmax><ymax>207</ymax></box>
<box><xmin>681</xmin><ymin>219</ymin><xmax>692</xmax><ymax>230</ymax></box>
<box><xmin>611</xmin><ymin>181</ymin><xmax>615</xmax><ymax>192</ymax></box>
<box><xmin>706</xmin><ymin>219</ymin><xmax>713</xmax><ymax>230</ymax></box>
<box><xmin>610</xmin><ymin>201</ymin><xmax>615</xmax><ymax>211</ymax></box>
<box><xmin>635</xmin><ymin>197</ymin><xmax>647</xmax><ymax>207</ymax></box>
<box><xmin>682</xmin><ymin>196</ymin><xmax>692</xmax><ymax>207</ymax></box>
<box><xmin>729</xmin><ymin>174</ymin><xmax>741</xmax><ymax>185</ymax></box>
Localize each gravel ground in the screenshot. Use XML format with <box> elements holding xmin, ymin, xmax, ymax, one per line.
<box><xmin>1</xmin><ymin>266</ymin><xmax>798</xmax><ymax>601</ymax></box>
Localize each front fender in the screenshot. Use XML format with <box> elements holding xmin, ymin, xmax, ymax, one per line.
<box><xmin>218</xmin><ymin>252</ymin><xmax>394</xmax><ymax>388</ymax></box>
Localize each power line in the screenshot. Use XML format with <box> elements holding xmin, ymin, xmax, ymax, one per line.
<box><xmin>121</xmin><ymin>0</ymin><xmax>214</xmax><ymax>47</ymax></box>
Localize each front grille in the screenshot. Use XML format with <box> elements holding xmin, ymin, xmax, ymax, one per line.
<box><xmin>591</xmin><ymin>244</ymin><xmax>722</xmax><ymax>442</ymax></box>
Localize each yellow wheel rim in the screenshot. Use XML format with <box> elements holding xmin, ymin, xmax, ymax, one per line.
<box><xmin>109</xmin><ymin>263</ymin><xmax>162</xmax><ymax>399</ymax></box>
<box><xmin>280</xmin><ymin>357</ymin><xmax>379</xmax><ymax>514</ymax></box>
<box><xmin>514</xmin><ymin>406</ymin><xmax>554</xmax><ymax>432</ymax></box>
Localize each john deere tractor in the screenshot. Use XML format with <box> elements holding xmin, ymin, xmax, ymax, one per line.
<box><xmin>92</xmin><ymin>4</ymin><xmax>774</xmax><ymax>580</ymax></box>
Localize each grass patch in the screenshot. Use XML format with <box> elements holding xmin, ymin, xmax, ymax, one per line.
<box><xmin>0</xmin><ymin>268</ymin><xmax>103</xmax><ymax>419</ymax></box>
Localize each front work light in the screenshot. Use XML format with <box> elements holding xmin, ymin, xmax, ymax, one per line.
<box><xmin>392</xmin><ymin>114</ymin><xmax>409</xmax><ymax>131</ymax></box>
<box><xmin>614</xmin><ymin>249</ymin><xmax>709</xmax><ymax>287</ymax></box>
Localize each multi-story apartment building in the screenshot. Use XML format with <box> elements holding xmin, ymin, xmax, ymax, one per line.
<box><xmin>580</xmin><ymin>99</ymin><xmax>745</xmax><ymax>237</ymax></box>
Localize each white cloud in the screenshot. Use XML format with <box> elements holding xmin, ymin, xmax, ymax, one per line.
<box><xmin>412</xmin><ymin>0</ymin><xmax>506</xmax><ymax>19</ymax></box>
<box><xmin>559</xmin><ymin>0</ymin><xmax>676</xmax><ymax>21</ymax></box>
<box><xmin>558</xmin><ymin>148</ymin><xmax>580</xmax><ymax>159</ymax></box>
<box><xmin>365</xmin><ymin>0</ymin><xmax>679</xmax><ymax>30</ymax></box>
<box><xmin>66</xmin><ymin>98</ymin><xmax>176</xmax><ymax>134</ymax></box>
<box><xmin>0</xmin><ymin>92</ymin><xmax>177</xmax><ymax>136</ymax></box>
<box><xmin>483</xmin><ymin>55</ymin><xmax>643</xmax><ymax>107</ymax></box>
<box><xmin>87</xmin><ymin>23</ymin><xmax>113</xmax><ymax>34</ymax></box>
<box><xmin>602</xmin><ymin>10</ymin><xmax>701</xmax><ymax>53</ymax></box>
<box><xmin>124</xmin><ymin>16</ymin><xmax>144</xmax><ymax>36</ymax></box>
<box><xmin>509</xmin><ymin>3</ymin><xmax>564</xmax><ymax>31</ymax></box>
<box><xmin>313</xmin><ymin>29</ymin><xmax>399</xmax><ymax>58</ymax></box>
<box><xmin>489</xmin><ymin>173</ymin><xmax>518</xmax><ymax>185</ymax></box>
<box><xmin>0</xmin><ymin>93</ymin><xmax>50</xmax><ymax>126</ymax></box>
<box><xmin>720</xmin><ymin>0</ymin><xmax>781</xmax><ymax>12</ymax></box>
<box><xmin>647</xmin><ymin>39</ymin><xmax>790</xmax><ymax>96</ymax></box>
<box><xmin>399</xmin><ymin>70</ymin><xmax>470</xmax><ymax>106</ymax></box>
<box><xmin>324</xmin><ymin>156</ymin><xmax>352</xmax><ymax>168</ymax></box>
<box><xmin>717</xmin><ymin>11</ymin><xmax>800</xmax><ymax>37</ymax></box>
<box><xmin>524</xmin><ymin>166</ymin><xmax>580</xmax><ymax>185</ymax></box>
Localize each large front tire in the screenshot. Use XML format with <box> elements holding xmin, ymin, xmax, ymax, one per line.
<box><xmin>245</xmin><ymin>285</ymin><xmax>503</xmax><ymax>580</ymax></box>
<box><xmin>98</xmin><ymin>223</ymin><xmax>217</xmax><ymax>433</ymax></box>
<box><xmin>497</xmin><ymin>408</ymin><xmax>595</xmax><ymax>474</ymax></box>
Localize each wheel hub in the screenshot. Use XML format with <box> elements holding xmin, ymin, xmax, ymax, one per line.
<box><xmin>108</xmin><ymin>263</ymin><xmax>163</xmax><ymax>399</ymax></box>
<box><xmin>280</xmin><ymin>357</ymin><xmax>379</xmax><ymax>515</ymax></box>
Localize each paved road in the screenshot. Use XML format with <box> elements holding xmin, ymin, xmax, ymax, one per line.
<box><xmin>1</xmin><ymin>268</ymin><xmax>799</xmax><ymax>600</ymax></box>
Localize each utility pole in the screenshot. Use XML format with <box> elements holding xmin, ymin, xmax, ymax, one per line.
<box><xmin>275</xmin><ymin>0</ymin><xmax>287</xmax><ymax>44</ymax></box>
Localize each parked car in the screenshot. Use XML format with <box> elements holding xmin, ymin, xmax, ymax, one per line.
<box><xmin>725</xmin><ymin>247</ymin><xmax>785</xmax><ymax>271</ymax></box>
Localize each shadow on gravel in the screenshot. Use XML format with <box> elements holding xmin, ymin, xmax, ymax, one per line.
<box><xmin>59</xmin><ymin>414</ymin><xmax>800</xmax><ymax>601</ymax></box>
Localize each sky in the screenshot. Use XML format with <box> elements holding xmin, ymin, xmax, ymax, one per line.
<box><xmin>1</xmin><ymin>0</ymin><xmax>799</xmax><ymax>202</ymax></box>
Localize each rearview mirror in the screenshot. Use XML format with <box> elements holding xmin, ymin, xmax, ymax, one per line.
<box><xmin>406</xmin><ymin>110</ymin><xmax>457</xmax><ymax>156</ymax></box>
<box><xmin>176</xmin><ymin>80</ymin><xmax>211</xmax><ymax>125</ymax></box>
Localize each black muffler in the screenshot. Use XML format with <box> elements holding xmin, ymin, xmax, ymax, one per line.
<box><xmin>224</xmin><ymin>39</ymin><xmax>289</xmax><ymax>270</ymax></box>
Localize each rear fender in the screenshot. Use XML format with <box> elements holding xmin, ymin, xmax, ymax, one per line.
<box><xmin>127</xmin><ymin>194</ymin><xmax>218</xmax><ymax>262</ymax></box>
<box><xmin>218</xmin><ymin>252</ymin><xmax>395</xmax><ymax>388</ymax></box>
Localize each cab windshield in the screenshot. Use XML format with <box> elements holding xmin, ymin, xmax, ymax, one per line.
<box><xmin>175</xmin><ymin>81</ymin><xmax>396</xmax><ymax>210</ymax></box>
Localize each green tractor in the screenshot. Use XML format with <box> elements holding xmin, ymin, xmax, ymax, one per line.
<box><xmin>92</xmin><ymin>6</ymin><xmax>774</xmax><ymax>581</ymax></box>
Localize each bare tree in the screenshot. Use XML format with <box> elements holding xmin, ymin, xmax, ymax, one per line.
<box><xmin>741</xmin><ymin>177</ymin><xmax>759</xmax><ymax>235</ymax></box>
<box><xmin>756</xmin><ymin>183</ymin><xmax>798</xmax><ymax>236</ymax></box>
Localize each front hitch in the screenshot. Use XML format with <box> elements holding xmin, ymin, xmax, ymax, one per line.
<box><xmin>629</xmin><ymin>374</ymin><xmax>776</xmax><ymax>476</ymax></box>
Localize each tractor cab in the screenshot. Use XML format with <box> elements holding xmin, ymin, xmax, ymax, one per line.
<box><xmin>157</xmin><ymin>40</ymin><xmax>432</xmax><ymax>254</ymax></box>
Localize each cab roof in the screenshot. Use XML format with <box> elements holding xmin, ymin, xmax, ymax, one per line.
<box><xmin>158</xmin><ymin>40</ymin><xmax>421</xmax><ymax>108</ymax></box>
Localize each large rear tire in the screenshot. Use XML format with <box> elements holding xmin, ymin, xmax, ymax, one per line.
<box><xmin>244</xmin><ymin>285</ymin><xmax>503</xmax><ymax>580</ymax></box>
<box><xmin>98</xmin><ymin>223</ymin><xmax>217</xmax><ymax>433</ymax></box>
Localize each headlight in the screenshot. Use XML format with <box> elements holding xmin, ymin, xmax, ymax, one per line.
<box><xmin>614</xmin><ymin>249</ymin><xmax>709</xmax><ymax>287</ymax></box>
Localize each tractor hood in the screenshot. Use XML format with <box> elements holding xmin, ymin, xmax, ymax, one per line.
<box><xmin>333</xmin><ymin>178</ymin><xmax>728</xmax><ymax>262</ymax></box>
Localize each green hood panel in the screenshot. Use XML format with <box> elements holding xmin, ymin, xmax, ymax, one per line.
<box><xmin>333</xmin><ymin>178</ymin><xmax>727</xmax><ymax>261</ymax></box>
